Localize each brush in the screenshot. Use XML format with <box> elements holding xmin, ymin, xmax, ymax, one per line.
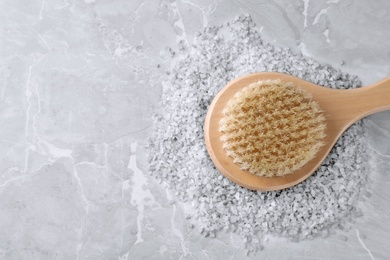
<box><xmin>219</xmin><ymin>79</ymin><xmax>326</xmax><ymax>178</ymax></box>
<box><xmin>204</xmin><ymin>72</ymin><xmax>390</xmax><ymax>191</ymax></box>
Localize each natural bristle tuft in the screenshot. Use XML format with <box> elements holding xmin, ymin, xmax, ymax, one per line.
<box><xmin>219</xmin><ymin>79</ymin><xmax>326</xmax><ymax>177</ymax></box>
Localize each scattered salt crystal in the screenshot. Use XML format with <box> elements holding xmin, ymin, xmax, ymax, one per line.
<box><xmin>148</xmin><ymin>15</ymin><xmax>369</xmax><ymax>252</ymax></box>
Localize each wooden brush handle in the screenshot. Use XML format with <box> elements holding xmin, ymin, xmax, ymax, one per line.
<box><xmin>354</xmin><ymin>77</ymin><xmax>390</xmax><ymax>117</ymax></box>
<box><xmin>325</xmin><ymin>77</ymin><xmax>390</xmax><ymax>126</ymax></box>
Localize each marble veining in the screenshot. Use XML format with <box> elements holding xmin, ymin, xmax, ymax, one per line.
<box><xmin>1</xmin><ymin>0</ymin><xmax>390</xmax><ymax>259</ymax></box>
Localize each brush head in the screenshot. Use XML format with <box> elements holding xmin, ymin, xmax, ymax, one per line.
<box><xmin>219</xmin><ymin>79</ymin><xmax>326</xmax><ymax>177</ymax></box>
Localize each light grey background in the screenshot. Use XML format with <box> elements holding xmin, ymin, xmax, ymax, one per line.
<box><xmin>0</xmin><ymin>0</ymin><xmax>390</xmax><ymax>259</ymax></box>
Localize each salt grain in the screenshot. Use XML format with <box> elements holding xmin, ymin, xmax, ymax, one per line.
<box><xmin>148</xmin><ymin>14</ymin><xmax>368</xmax><ymax>252</ymax></box>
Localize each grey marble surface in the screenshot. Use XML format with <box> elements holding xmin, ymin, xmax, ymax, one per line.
<box><xmin>1</xmin><ymin>0</ymin><xmax>390</xmax><ymax>259</ymax></box>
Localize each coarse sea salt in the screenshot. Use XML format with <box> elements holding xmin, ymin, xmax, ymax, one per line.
<box><xmin>148</xmin><ymin>14</ymin><xmax>369</xmax><ymax>252</ymax></box>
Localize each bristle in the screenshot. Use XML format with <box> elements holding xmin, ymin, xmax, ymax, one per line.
<box><xmin>219</xmin><ymin>80</ymin><xmax>326</xmax><ymax>177</ymax></box>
